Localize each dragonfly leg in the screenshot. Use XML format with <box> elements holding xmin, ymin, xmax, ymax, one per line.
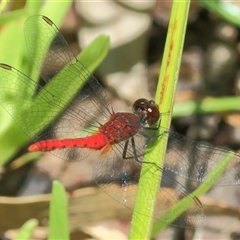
<box><xmin>122</xmin><ymin>139</ymin><xmax>129</xmax><ymax>159</ymax></box>
<box><xmin>123</xmin><ymin>137</ymin><xmax>153</xmax><ymax>164</ymax></box>
<box><xmin>122</xmin><ymin>137</ymin><xmax>164</xmax><ymax>172</ymax></box>
<box><xmin>122</xmin><ymin>137</ymin><xmax>143</xmax><ymax>161</ymax></box>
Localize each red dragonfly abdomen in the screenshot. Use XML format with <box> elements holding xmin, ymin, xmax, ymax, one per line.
<box><xmin>28</xmin><ymin>133</ymin><xmax>109</xmax><ymax>152</ymax></box>
<box><xmin>29</xmin><ymin>112</ymin><xmax>141</xmax><ymax>153</ymax></box>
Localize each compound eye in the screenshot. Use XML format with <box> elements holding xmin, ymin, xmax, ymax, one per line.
<box><xmin>132</xmin><ymin>98</ymin><xmax>149</xmax><ymax>113</ymax></box>
<box><xmin>147</xmin><ymin>101</ymin><xmax>160</xmax><ymax>125</ymax></box>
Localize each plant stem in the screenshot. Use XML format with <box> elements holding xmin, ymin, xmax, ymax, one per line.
<box><xmin>129</xmin><ymin>0</ymin><xmax>190</xmax><ymax>238</ymax></box>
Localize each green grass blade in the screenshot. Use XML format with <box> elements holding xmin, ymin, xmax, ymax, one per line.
<box><xmin>152</xmin><ymin>152</ymin><xmax>235</xmax><ymax>235</ymax></box>
<box><xmin>48</xmin><ymin>180</ymin><xmax>69</xmax><ymax>240</ymax></box>
<box><xmin>20</xmin><ymin>34</ymin><xmax>110</xmax><ymax>138</ymax></box>
<box><xmin>173</xmin><ymin>96</ymin><xmax>240</xmax><ymax>117</ymax></box>
<box><xmin>0</xmin><ymin>17</ymin><xmax>25</xmax><ymax>68</ymax></box>
<box><xmin>199</xmin><ymin>0</ymin><xmax>240</xmax><ymax>27</ymax></box>
<box><xmin>0</xmin><ymin>0</ymin><xmax>9</xmax><ymax>15</ymax></box>
<box><xmin>13</xmin><ymin>219</ymin><xmax>38</xmax><ymax>240</ymax></box>
<box><xmin>129</xmin><ymin>1</ymin><xmax>190</xmax><ymax>239</ymax></box>
<box><xmin>39</xmin><ymin>1</ymin><xmax>72</xmax><ymax>23</ymax></box>
<box><xmin>0</xmin><ymin>2</ymin><xmax>79</xmax><ymax>167</ymax></box>
<box><xmin>0</xmin><ymin>34</ymin><xmax>109</xmax><ymax>166</ymax></box>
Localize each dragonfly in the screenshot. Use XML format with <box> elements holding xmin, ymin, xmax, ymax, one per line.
<box><xmin>0</xmin><ymin>15</ymin><xmax>240</xmax><ymax>228</ymax></box>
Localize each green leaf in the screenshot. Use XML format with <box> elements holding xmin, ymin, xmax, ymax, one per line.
<box><xmin>14</xmin><ymin>219</ymin><xmax>38</xmax><ymax>240</ymax></box>
<box><xmin>17</xmin><ymin>34</ymin><xmax>110</xmax><ymax>140</ymax></box>
<box><xmin>199</xmin><ymin>0</ymin><xmax>240</xmax><ymax>27</ymax></box>
<box><xmin>48</xmin><ymin>180</ymin><xmax>69</xmax><ymax>240</ymax></box>
<box><xmin>173</xmin><ymin>96</ymin><xmax>240</xmax><ymax>117</ymax></box>
<box><xmin>0</xmin><ymin>0</ymin><xmax>9</xmax><ymax>14</ymax></box>
<box><xmin>0</xmin><ymin>2</ymin><xmax>72</xmax><ymax>166</ymax></box>
<box><xmin>152</xmin><ymin>152</ymin><xmax>234</xmax><ymax>234</ymax></box>
<box><xmin>0</xmin><ymin>15</ymin><xmax>109</xmax><ymax>167</ymax></box>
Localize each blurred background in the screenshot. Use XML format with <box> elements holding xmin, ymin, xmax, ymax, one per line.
<box><xmin>1</xmin><ymin>0</ymin><xmax>240</xmax><ymax>239</ymax></box>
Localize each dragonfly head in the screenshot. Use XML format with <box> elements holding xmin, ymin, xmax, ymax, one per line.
<box><xmin>132</xmin><ymin>98</ymin><xmax>160</xmax><ymax>126</ymax></box>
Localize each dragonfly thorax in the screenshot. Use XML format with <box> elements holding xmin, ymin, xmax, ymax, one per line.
<box><xmin>99</xmin><ymin>112</ymin><xmax>142</xmax><ymax>144</ymax></box>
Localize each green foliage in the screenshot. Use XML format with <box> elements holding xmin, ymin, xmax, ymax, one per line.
<box><xmin>199</xmin><ymin>0</ymin><xmax>240</xmax><ymax>27</ymax></box>
<box><xmin>12</xmin><ymin>181</ymin><xmax>69</xmax><ymax>240</ymax></box>
<box><xmin>129</xmin><ymin>0</ymin><xmax>239</xmax><ymax>238</ymax></box>
<box><xmin>1</xmin><ymin>1</ymin><xmax>239</xmax><ymax>239</ymax></box>
<box><xmin>129</xmin><ymin>2</ymin><xmax>191</xmax><ymax>239</ymax></box>
<box><xmin>0</xmin><ymin>2</ymin><xmax>109</xmax><ymax>166</ymax></box>
<box><xmin>48</xmin><ymin>181</ymin><xmax>69</xmax><ymax>240</ymax></box>
<box><xmin>173</xmin><ymin>96</ymin><xmax>240</xmax><ymax>117</ymax></box>
<box><xmin>13</xmin><ymin>219</ymin><xmax>38</xmax><ymax>240</ymax></box>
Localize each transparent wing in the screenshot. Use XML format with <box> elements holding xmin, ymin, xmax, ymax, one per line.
<box><xmin>0</xmin><ymin>15</ymin><xmax>112</xmax><ymax>161</ymax></box>
<box><xmin>93</xmin><ymin>142</ymin><xmax>203</xmax><ymax>228</ymax></box>
<box><xmin>24</xmin><ymin>15</ymin><xmax>111</xmax><ymax>120</ymax></box>
<box><xmin>134</xmin><ymin>126</ymin><xmax>240</xmax><ymax>186</ymax></box>
<box><xmin>162</xmin><ymin>129</ymin><xmax>240</xmax><ymax>186</ymax></box>
<box><xmin>109</xmin><ymin>115</ymin><xmax>240</xmax><ymax>186</ymax></box>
